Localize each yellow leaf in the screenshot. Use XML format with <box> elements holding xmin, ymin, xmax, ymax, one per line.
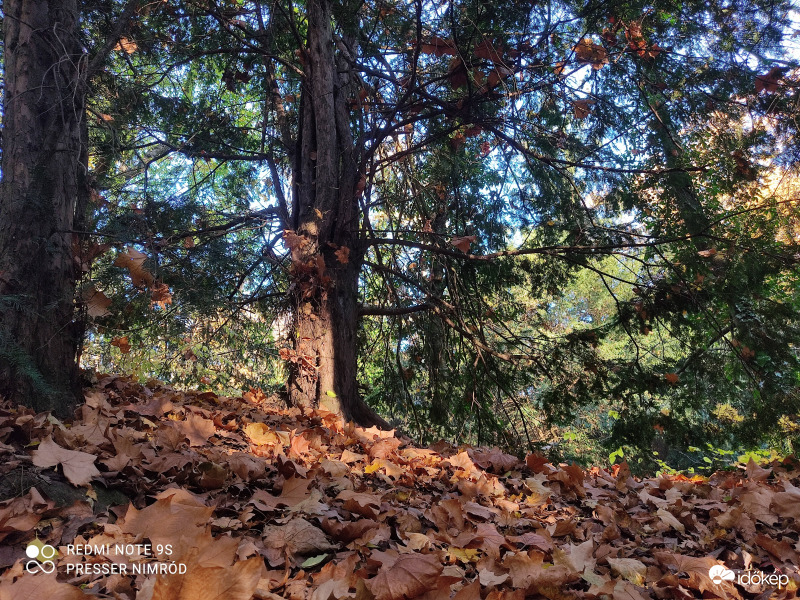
<box><xmin>450</xmin><ymin>547</ymin><xmax>480</xmax><ymax>563</ymax></box>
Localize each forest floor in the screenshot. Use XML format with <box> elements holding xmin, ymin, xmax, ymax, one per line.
<box><xmin>0</xmin><ymin>375</ymin><xmax>798</xmax><ymax>600</ymax></box>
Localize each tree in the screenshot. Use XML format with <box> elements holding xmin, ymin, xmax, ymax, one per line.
<box><xmin>0</xmin><ymin>0</ymin><xmax>88</xmax><ymax>413</ymax></box>
<box><xmin>69</xmin><ymin>0</ymin><xmax>800</xmax><ymax>451</ymax></box>
<box><xmin>0</xmin><ymin>0</ymin><xmax>142</xmax><ymax>414</ymax></box>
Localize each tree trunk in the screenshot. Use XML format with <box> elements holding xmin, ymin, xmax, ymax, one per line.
<box><xmin>0</xmin><ymin>0</ymin><xmax>87</xmax><ymax>415</ymax></box>
<box><xmin>285</xmin><ymin>0</ymin><xmax>389</xmax><ymax>429</ymax></box>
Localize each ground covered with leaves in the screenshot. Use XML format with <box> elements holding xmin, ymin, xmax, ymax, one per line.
<box><xmin>1</xmin><ymin>376</ymin><xmax>799</xmax><ymax>600</ymax></box>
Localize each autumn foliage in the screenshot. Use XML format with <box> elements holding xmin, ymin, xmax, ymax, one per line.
<box><xmin>1</xmin><ymin>378</ymin><xmax>799</xmax><ymax>599</ymax></box>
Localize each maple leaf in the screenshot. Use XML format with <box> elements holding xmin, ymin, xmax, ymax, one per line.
<box><xmin>151</xmin><ymin>556</ymin><xmax>262</xmax><ymax>600</ymax></box>
<box><xmin>31</xmin><ymin>436</ymin><xmax>100</xmax><ymax>486</ymax></box>
<box><xmin>0</xmin><ymin>489</ymin><xmax>52</xmax><ymax>541</ymax></box>
<box><xmin>83</xmin><ymin>285</ymin><xmax>112</xmax><ymax>318</ymax></box>
<box><xmin>625</xmin><ymin>22</ymin><xmax>648</xmax><ymax>57</ymax></box>
<box><xmin>151</xmin><ymin>283</ymin><xmax>172</xmax><ymax>307</ymax></box>
<box><xmin>571</xmin><ymin>98</ymin><xmax>596</xmax><ymax>119</ymax></box>
<box><xmin>474</xmin><ymin>39</ymin><xmax>504</xmax><ymax>63</ymax></box>
<box><xmin>0</xmin><ymin>571</ymin><xmax>89</xmax><ymax>600</ymax></box>
<box><xmin>174</xmin><ymin>412</ymin><xmax>216</xmax><ymax>446</ymax></box>
<box><xmin>755</xmin><ymin>66</ymin><xmax>788</xmax><ymax>93</ymax></box>
<box><xmin>111</xmin><ymin>336</ymin><xmax>131</xmax><ymax>353</ymax></box>
<box><xmin>119</xmin><ymin>488</ymin><xmax>214</xmax><ymax>551</ymax></box>
<box><xmin>337</xmin><ymin>490</ymin><xmax>383</xmax><ymax>518</ymax></box>
<box><xmin>607</xmin><ymin>557</ymin><xmax>646</xmax><ymax>586</ymax></box>
<box><xmin>251</xmin><ymin>477</ymin><xmax>312</xmax><ymax>511</ymax></box>
<box><xmin>450</xmin><ymin>235</ymin><xmax>477</xmax><ymax>253</ymax></box>
<box><xmin>771</xmin><ymin>481</ymin><xmax>800</xmax><ymax>519</ymax></box>
<box><xmin>365</xmin><ymin>553</ymin><xmax>443</xmax><ymax>600</ymax></box>
<box><xmin>114</xmin><ymin>247</ymin><xmax>155</xmax><ymax>288</ymax></box>
<box><xmin>243</xmin><ymin>421</ymin><xmax>280</xmax><ymax>445</ymax></box>
<box><xmin>419</xmin><ymin>36</ymin><xmax>457</xmax><ymax>57</ymax></box>
<box><xmin>573</xmin><ymin>38</ymin><xmax>608</xmax><ymax>69</ymax></box>
<box><xmin>263</xmin><ymin>517</ymin><xmax>336</xmax><ymax>560</ymax></box>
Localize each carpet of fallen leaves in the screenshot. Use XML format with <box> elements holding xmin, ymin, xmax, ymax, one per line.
<box><xmin>1</xmin><ymin>376</ymin><xmax>800</xmax><ymax>600</ymax></box>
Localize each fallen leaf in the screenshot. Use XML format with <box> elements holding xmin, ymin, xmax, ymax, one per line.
<box><xmin>31</xmin><ymin>436</ymin><xmax>100</xmax><ymax>486</ymax></box>
<box><xmin>174</xmin><ymin>413</ymin><xmax>216</xmax><ymax>446</ymax></box>
<box><xmin>0</xmin><ymin>572</ymin><xmax>89</xmax><ymax>599</ymax></box>
<box><xmin>151</xmin><ymin>555</ymin><xmax>261</xmax><ymax>600</ymax></box>
<box><xmin>365</xmin><ymin>553</ymin><xmax>443</xmax><ymax>600</ymax></box>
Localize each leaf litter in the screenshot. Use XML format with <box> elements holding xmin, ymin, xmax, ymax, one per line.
<box><xmin>1</xmin><ymin>375</ymin><xmax>799</xmax><ymax>599</ymax></box>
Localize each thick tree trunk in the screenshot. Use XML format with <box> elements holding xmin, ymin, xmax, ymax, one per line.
<box><xmin>285</xmin><ymin>0</ymin><xmax>389</xmax><ymax>429</ymax></box>
<box><xmin>0</xmin><ymin>0</ymin><xmax>87</xmax><ymax>415</ymax></box>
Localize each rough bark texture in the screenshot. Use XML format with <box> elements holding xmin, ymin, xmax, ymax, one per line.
<box><xmin>285</xmin><ymin>0</ymin><xmax>389</xmax><ymax>429</ymax></box>
<box><xmin>0</xmin><ymin>0</ymin><xmax>87</xmax><ymax>415</ymax></box>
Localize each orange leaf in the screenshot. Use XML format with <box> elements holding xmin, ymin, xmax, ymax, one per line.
<box><xmin>114</xmin><ymin>37</ymin><xmax>138</xmax><ymax>53</ymax></box>
<box><xmin>574</xmin><ymin>38</ymin><xmax>608</xmax><ymax>69</ymax></box>
<box><xmin>150</xmin><ymin>282</ymin><xmax>172</xmax><ymax>308</ymax></box>
<box><xmin>664</xmin><ymin>372</ymin><xmax>679</xmax><ymax>384</ymax></box>
<box><xmin>335</xmin><ymin>246</ymin><xmax>351</xmax><ymax>264</ymax></box>
<box><xmin>111</xmin><ymin>336</ymin><xmax>131</xmax><ymax>354</ymax></box>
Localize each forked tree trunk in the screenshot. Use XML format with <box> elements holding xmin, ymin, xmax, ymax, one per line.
<box><xmin>0</xmin><ymin>0</ymin><xmax>87</xmax><ymax>415</ymax></box>
<box><xmin>285</xmin><ymin>0</ymin><xmax>389</xmax><ymax>429</ymax></box>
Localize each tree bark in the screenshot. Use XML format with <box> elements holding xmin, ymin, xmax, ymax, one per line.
<box><xmin>285</xmin><ymin>0</ymin><xmax>389</xmax><ymax>429</ymax></box>
<box><xmin>0</xmin><ymin>0</ymin><xmax>87</xmax><ymax>415</ymax></box>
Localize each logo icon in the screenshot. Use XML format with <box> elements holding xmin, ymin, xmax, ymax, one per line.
<box><xmin>25</xmin><ymin>542</ymin><xmax>57</xmax><ymax>574</ymax></box>
<box><xmin>709</xmin><ymin>564</ymin><xmax>735</xmax><ymax>584</ymax></box>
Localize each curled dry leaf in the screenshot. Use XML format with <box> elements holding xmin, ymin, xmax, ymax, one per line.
<box><xmin>111</xmin><ymin>336</ymin><xmax>131</xmax><ymax>354</ymax></box>
<box><xmin>450</xmin><ymin>235</ymin><xmax>477</xmax><ymax>253</ymax></box>
<box><xmin>83</xmin><ymin>285</ymin><xmax>112</xmax><ymax>318</ymax></box>
<box><xmin>114</xmin><ymin>247</ymin><xmax>155</xmax><ymax>288</ymax></box>
<box><xmin>574</xmin><ymin>38</ymin><xmax>608</xmax><ymax>69</ymax></box>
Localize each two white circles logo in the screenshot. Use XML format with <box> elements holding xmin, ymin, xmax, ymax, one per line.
<box><xmin>25</xmin><ymin>543</ymin><xmax>57</xmax><ymax>574</ymax></box>
<box><xmin>708</xmin><ymin>564</ymin><xmax>736</xmax><ymax>584</ymax></box>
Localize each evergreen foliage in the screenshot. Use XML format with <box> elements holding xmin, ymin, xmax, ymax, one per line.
<box><xmin>4</xmin><ymin>0</ymin><xmax>797</xmax><ymax>465</ymax></box>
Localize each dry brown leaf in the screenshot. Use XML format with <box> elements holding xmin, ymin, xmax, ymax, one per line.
<box><xmin>607</xmin><ymin>557</ymin><xmax>646</xmax><ymax>586</ymax></box>
<box><xmin>263</xmin><ymin>517</ymin><xmax>336</xmax><ymax>558</ymax></box>
<box><xmin>114</xmin><ymin>247</ymin><xmax>155</xmax><ymax>288</ymax></box>
<box><xmin>243</xmin><ymin>422</ymin><xmax>280</xmax><ymax>446</ymax></box>
<box><xmin>83</xmin><ymin>285</ymin><xmax>112</xmax><ymax>318</ymax></box>
<box><xmin>119</xmin><ymin>488</ymin><xmax>214</xmax><ymax>551</ymax></box>
<box><xmin>334</xmin><ymin>246</ymin><xmax>350</xmax><ymax>264</ymax></box>
<box><xmin>174</xmin><ymin>413</ymin><xmax>216</xmax><ymax>446</ymax></box>
<box><xmin>0</xmin><ymin>572</ymin><xmax>89</xmax><ymax>600</ymax></box>
<box><xmin>365</xmin><ymin>553</ymin><xmax>443</xmax><ymax>600</ymax></box>
<box><xmin>573</xmin><ymin>38</ymin><xmax>608</xmax><ymax>69</ymax></box>
<box><xmin>450</xmin><ymin>235</ymin><xmax>477</xmax><ymax>253</ymax></box>
<box><xmin>111</xmin><ymin>336</ymin><xmax>132</xmax><ymax>354</ymax></box>
<box><xmin>571</xmin><ymin>99</ymin><xmax>596</xmax><ymax>119</ymax></box>
<box><xmin>31</xmin><ymin>436</ymin><xmax>100</xmax><ymax>486</ymax></box>
<box><xmin>151</xmin><ymin>556</ymin><xmax>261</xmax><ymax>600</ymax></box>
